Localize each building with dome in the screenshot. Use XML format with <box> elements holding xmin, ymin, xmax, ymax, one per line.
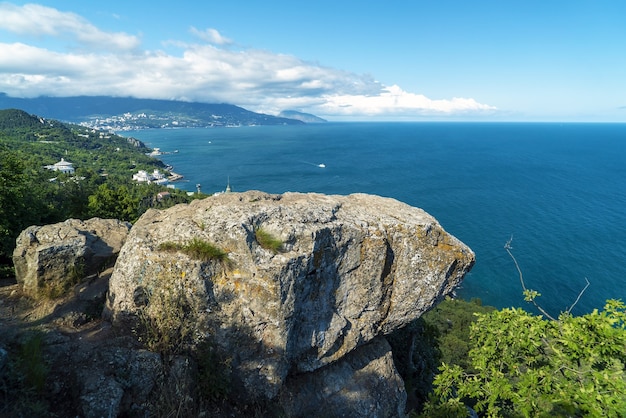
<box><xmin>45</xmin><ymin>158</ymin><xmax>75</xmax><ymax>174</ymax></box>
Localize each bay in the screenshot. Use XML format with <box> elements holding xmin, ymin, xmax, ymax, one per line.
<box><xmin>128</xmin><ymin>122</ymin><xmax>626</xmax><ymax>317</ymax></box>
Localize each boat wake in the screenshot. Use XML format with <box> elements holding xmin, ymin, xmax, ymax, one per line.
<box><xmin>303</xmin><ymin>161</ymin><xmax>326</xmax><ymax>168</ymax></box>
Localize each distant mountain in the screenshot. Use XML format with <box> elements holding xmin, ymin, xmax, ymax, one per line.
<box><xmin>278</xmin><ymin>110</ymin><xmax>327</xmax><ymax>123</ymax></box>
<box><xmin>0</xmin><ymin>93</ymin><xmax>304</xmax><ymax>130</ymax></box>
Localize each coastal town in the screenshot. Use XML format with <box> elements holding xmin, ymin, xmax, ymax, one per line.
<box><xmin>78</xmin><ymin>110</ymin><xmax>240</xmax><ymax>132</ymax></box>
<box><xmin>45</xmin><ymin>153</ymin><xmax>184</xmax><ymax>189</ymax></box>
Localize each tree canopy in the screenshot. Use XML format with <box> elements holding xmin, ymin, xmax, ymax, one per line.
<box><xmin>421</xmin><ymin>299</ymin><xmax>626</xmax><ymax>417</ymax></box>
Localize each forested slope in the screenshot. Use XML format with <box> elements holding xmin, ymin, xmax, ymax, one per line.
<box><xmin>0</xmin><ymin>109</ymin><xmax>197</xmax><ymax>273</ymax></box>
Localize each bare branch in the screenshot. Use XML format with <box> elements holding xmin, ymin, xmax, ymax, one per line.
<box><xmin>566</xmin><ymin>277</ymin><xmax>591</xmax><ymax>315</ymax></box>
<box><xmin>504</xmin><ymin>236</ymin><xmax>557</xmax><ymax>321</ymax></box>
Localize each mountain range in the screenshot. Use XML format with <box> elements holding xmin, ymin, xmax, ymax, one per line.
<box><xmin>0</xmin><ymin>93</ymin><xmax>325</xmax><ymax>130</ymax></box>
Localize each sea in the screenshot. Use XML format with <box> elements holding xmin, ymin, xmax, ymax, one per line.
<box><xmin>127</xmin><ymin>122</ymin><xmax>626</xmax><ymax>318</ymax></box>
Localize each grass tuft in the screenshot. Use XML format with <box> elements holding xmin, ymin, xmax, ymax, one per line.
<box><xmin>254</xmin><ymin>228</ymin><xmax>283</xmax><ymax>254</ymax></box>
<box><xmin>158</xmin><ymin>238</ymin><xmax>229</xmax><ymax>262</ymax></box>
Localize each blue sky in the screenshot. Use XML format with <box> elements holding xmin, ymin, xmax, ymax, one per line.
<box><xmin>1</xmin><ymin>1</ymin><xmax>625</xmax><ymax>121</ymax></box>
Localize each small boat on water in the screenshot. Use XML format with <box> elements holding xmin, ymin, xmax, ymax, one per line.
<box><xmin>318</xmin><ymin>163</ymin><xmax>326</xmax><ymax>168</ymax></box>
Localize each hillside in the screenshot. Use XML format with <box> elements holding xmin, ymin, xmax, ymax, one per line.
<box><xmin>0</xmin><ymin>108</ymin><xmax>51</xmax><ymax>130</ymax></box>
<box><xmin>0</xmin><ymin>108</ymin><xmax>150</xmax><ymax>157</ymax></box>
<box><xmin>0</xmin><ymin>108</ymin><xmax>197</xmax><ymax>267</ymax></box>
<box><xmin>0</xmin><ymin>94</ymin><xmax>305</xmax><ymax>130</ymax></box>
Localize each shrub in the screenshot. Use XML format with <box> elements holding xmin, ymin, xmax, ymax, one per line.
<box><xmin>195</xmin><ymin>340</ymin><xmax>232</xmax><ymax>401</ymax></box>
<box><xmin>16</xmin><ymin>332</ymin><xmax>48</xmax><ymax>393</ymax></box>
<box><xmin>1</xmin><ymin>331</ymin><xmax>50</xmax><ymax>416</ymax></box>
<box><xmin>134</xmin><ymin>264</ymin><xmax>200</xmax><ymax>355</ymax></box>
<box><xmin>423</xmin><ymin>299</ymin><xmax>626</xmax><ymax>417</ymax></box>
<box><xmin>421</xmin><ymin>297</ymin><xmax>494</xmax><ymax>371</ymax></box>
<box><xmin>133</xmin><ymin>262</ymin><xmax>234</xmax><ymax>415</ymax></box>
<box><xmin>390</xmin><ymin>298</ymin><xmax>494</xmax><ymax>414</ymax></box>
<box><xmin>137</xmin><ymin>290</ymin><xmax>190</xmax><ymax>355</ymax></box>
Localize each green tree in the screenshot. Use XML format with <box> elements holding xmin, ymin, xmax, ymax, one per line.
<box><xmin>87</xmin><ymin>183</ymin><xmax>139</xmax><ymax>221</ymax></box>
<box><xmin>389</xmin><ymin>298</ymin><xmax>495</xmax><ymax>413</ymax></box>
<box><xmin>422</xmin><ymin>298</ymin><xmax>495</xmax><ymax>371</ymax></box>
<box><xmin>0</xmin><ymin>147</ymin><xmax>48</xmax><ymax>262</ymax></box>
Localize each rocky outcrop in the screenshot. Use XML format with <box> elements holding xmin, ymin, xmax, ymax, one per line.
<box><xmin>105</xmin><ymin>191</ymin><xmax>474</xmax><ymax>416</ymax></box>
<box><xmin>13</xmin><ymin>218</ymin><xmax>131</xmax><ymax>296</ymax></box>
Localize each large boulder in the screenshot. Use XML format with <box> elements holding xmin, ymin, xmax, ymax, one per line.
<box><xmin>13</xmin><ymin>218</ymin><xmax>131</xmax><ymax>296</ymax></box>
<box><xmin>104</xmin><ymin>191</ymin><xmax>474</xmax><ymax>414</ymax></box>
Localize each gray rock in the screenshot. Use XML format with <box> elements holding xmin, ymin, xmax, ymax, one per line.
<box><xmin>0</xmin><ymin>347</ymin><xmax>8</xmax><ymax>376</ymax></box>
<box><xmin>280</xmin><ymin>336</ymin><xmax>407</xmax><ymax>418</ymax></box>
<box><xmin>80</xmin><ymin>374</ymin><xmax>124</xmax><ymax>418</ymax></box>
<box><xmin>13</xmin><ymin>218</ymin><xmax>131</xmax><ymax>296</ymax></box>
<box><xmin>74</xmin><ymin>344</ymin><xmax>162</xmax><ymax>418</ymax></box>
<box><xmin>104</xmin><ymin>191</ymin><xmax>474</xmax><ymax>413</ymax></box>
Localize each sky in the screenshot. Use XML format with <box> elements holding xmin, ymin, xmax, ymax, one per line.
<box><xmin>1</xmin><ymin>1</ymin><xmax>625</xmax><ymax>122</ymax></box>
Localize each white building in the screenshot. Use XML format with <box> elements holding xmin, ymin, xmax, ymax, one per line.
<box><xmin>132</xmin><ymin>169</ymin><xmax>168</xmax><ymax>185</ymax></box>
<box><xmin>45</xmin><ymin>158</ymin><xmax>75</xmax><ymax>174</ymax></box>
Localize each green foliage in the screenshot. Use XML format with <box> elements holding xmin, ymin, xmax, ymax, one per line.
<box><xmin>17</xmin><ymin>332</ymin><xmax>48</xmax><ymax>392</ymax></box>
<box><xmin>158</xmin><ymin>238</ymin><xmax>230</xmax><ymax>263</ymax></box>
<box><xmin>523</xmin><ymin>288</ymin><xmax>541</xmax><ymax>302</ymax></box>
<box><xmin>195</xmin><ymin>340</ymin><xmax>232</xmax><ymax>401</ymax></box>
<box><xmin>389</xmin><ymin>298</ymin><xmax>494</xmax><ymax>414</ymax></box>
<box><xmin>0</xmin><ymin>108</ymin><xmax>46</xmax><ymax>130</ymax></box>
<box><xmin>254</xmin><ymin>227</ymin><xmax>283</xmax><ymax>253</ymax></box>
<box><xmin>0</xmin><ymin>265</ymin><xmax>14</xmax><ymax>280</ymax></box>
<box><xmin>0</xmin><ymin>145</ymin><xmax>49</xmax><ymax>261</ymax></box>
<box><xmin>87</xmin><ymin>183</ymin><xmax>139</xmax><ymax>221</ymax></box>
<box><xmin>184</xmin><ymin>238</ymin><xmax>230</xmax><ymax>262</ymax></box>
<box><xmin>1</xmin><ymin>331</ymin><xmax>50</xmax><ymax>416</ymax></box>
<box><xmin>424</xmin><ymin>299</ymin><xmax>626</xmax><ymax>417</ymax></box>
<box><xmin>422</xmin><ymin>297</ymin><xmax>495</xmax><ymax>371</ymax></box>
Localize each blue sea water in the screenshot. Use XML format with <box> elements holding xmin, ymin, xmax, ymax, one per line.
<box><xmin>128</xmin><ymin>123</ymin><xmax>626</xmax><ymax>317</ymax></box>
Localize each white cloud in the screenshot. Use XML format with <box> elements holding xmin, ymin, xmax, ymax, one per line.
<box><xmin>0</xmin><ymin>4</ymin><xmax>496</xmax><ymax>119</ymax></box>
<box><xmin>189</xmin><ymin>27</ymin><xmax>233</xmax><ymax>45</ymax></box>
<box><xmin>317</xmin><ymin>85</ymin><xmax>497</xmax><ymax>117</ymax></box>
<box><xmin>0</xmin><ymin>3</ymin><xmax>140</xmax><ymax>51</ymax></box>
